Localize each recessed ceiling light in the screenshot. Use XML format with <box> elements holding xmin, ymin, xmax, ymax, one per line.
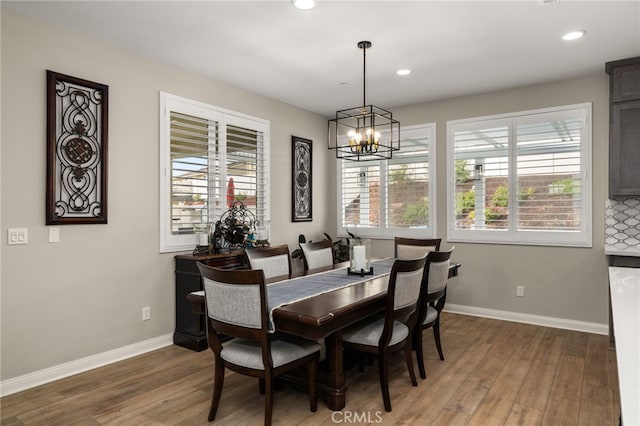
<box><xmin>396</xmin><ymin>69</ymin><xmax>411</xmax><ymax>76</ymax></box>
<box><xmin>292</xmin><ymin>0</ymin><xmax>316</xmax><ymax>10</ymax></box>
<box><xmin>562</xmin><ymin>30</ymin><xmax>586</xmax><ymax>41</ymax></box>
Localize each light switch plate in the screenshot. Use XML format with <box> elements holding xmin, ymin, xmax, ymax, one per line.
<box><xmin>8</xmin><ymin>228</ymin><xmax>28</xmax><ymax>245</ymax></box>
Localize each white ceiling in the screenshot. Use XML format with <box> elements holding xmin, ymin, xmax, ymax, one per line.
<box><xmin>5</xmin><ymin>1</ymin><xmax>640</xmax><ymax>117</ymax></box>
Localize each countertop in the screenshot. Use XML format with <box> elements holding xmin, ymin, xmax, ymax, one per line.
<box><xmin>606</xmin><ymin>247</ymin><xmax>640</xmax><ymax>257</ymax></box>
<box><xmin>608</xmin><ymin>266</ymin><xmax>640</xmax><ymax>426</ymax></box>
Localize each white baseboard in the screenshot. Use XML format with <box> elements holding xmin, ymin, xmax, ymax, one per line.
<box><xmin>0</xmin><ymin>333</ymin><xmax>173</xmax><ymax>397</ymax></box>
<box><xmin>444</xmin><ymin>304</ymin><xmax>608</xmax><ymax>336</ymax></box>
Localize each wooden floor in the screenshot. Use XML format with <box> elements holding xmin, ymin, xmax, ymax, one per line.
<box><xmin>1</xmin><ymin>313</ymin><xmax>620</xmax><ymax>425</ymax></box>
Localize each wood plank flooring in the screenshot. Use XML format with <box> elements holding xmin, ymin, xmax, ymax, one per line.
<box><xmin>0</xmin><ymin>313</ymin><xmax>621</xmax><ymax>425</ymax></box>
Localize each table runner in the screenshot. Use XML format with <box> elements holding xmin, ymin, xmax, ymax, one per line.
<box><xmin>267</xmin><ymin>257</ymin><xmax>395</xmax><ymax>331</ymax></box>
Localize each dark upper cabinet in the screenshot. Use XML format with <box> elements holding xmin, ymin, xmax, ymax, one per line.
<box><xmin>606</xmin><ymin>57</ymin><xmax>640</xmax><ymax>198</ymax></box>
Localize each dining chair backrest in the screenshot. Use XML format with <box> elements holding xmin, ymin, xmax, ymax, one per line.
<box><xmin>392</xmin><ymin>258</ymin><xmax>427</xmax><ymax>311</ymax></box>
<box><xmin>197</xmin><ymin>263</ymin><xmax>268</xmax><ymax>340</ymax></box>
<box><xmin>299</xmin><ymin>240</ymin><xmax>334</xmax><ymax>271</ymax></box>
<box><xmin>394</xmin><ymin>237</ymin><xmax>442</xmax><ymax>260</ymax></box>
<box><xmin>245</xmin><ymin>244</ymin><xmax>292</xmax><ymax>281</ymax></box>
<box><xmin>383</xmin><ymin>256</ymin><xmax>428</xmax><ymax>340</ymax></box>
<box><xmin>423</xmin><ymin>248</ymin><xmax>453</xmax><ymax>300</ymax></box>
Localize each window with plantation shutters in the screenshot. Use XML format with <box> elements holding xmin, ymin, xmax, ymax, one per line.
<box><xmin>169</xmin><ymin>112</ymin><xmax>214</xmax><ymax>236</ymax></box>
<box><xmin>447</xmin><ymin>104</ymin><xmax>591</xmax><ymax>247</ymax></box>
<box><xmin>160</xmin><ymin>93</ymin><xmax>270</xmax><ymax>253</ymax></box>
<box><xmin>337</xmin><ymin>123</ymin><xmax>436</xmax><ymax>239</ymax></box>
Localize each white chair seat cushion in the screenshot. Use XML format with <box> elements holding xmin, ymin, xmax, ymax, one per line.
<box><xmin>424</xmin><ymin>305</ymin><xmax>438</xmax><ymax>325</ymax></box>
<box><xmin>221</xmin><ymin>337</ymin><xmax>320</xmax><ymax>370</ymax></box>
<box><xmin>342</xmin><ymin>318</ymin><xmax>409</xmax><ymax>347</ymax></box>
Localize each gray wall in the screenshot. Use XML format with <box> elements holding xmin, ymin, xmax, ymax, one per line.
<box><xmin>1</xmin><ymin>6</ymin><xmax>610</xmax><ymax>383</ymax></box>
<box><xmin>0</xmin><ymin>8</ymin><xmax>332</xmax><ymax>380</ymax></box>
<box><xmin>364</xmin><ymin>74</ymin><xmax>610</xmax><ymax>326</ymax></box>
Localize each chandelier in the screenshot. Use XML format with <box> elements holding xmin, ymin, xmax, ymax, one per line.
<box><xmin>328</xmin><ymin>41</ymin><xmax>400</xmax><ymax>161</ymax></box>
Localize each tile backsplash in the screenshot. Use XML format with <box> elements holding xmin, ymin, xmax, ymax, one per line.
<box><xmin>605</xmin><ymin>198</ymin><xmax>640</xmax><ymax>252</ymax></box>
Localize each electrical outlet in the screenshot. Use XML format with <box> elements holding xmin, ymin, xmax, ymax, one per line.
<box><xmin>516</xmin><ymin>286</ymin><xmax>524</xmax><ymax>297</ymax></box>
<box><xmin>142</xmin><ymin>306</ymin><xmax>151</xmax><ymax>321</ymax></box>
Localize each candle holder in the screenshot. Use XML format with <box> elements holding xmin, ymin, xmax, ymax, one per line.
<box><xmin>193</xmin><ymin>223</ymin><xmax>211</xmax><ymax>255</ymax></box>
<box><xmin>255</xmin><ymin>220</ymin><xmax>271</xmax><ymax>248</ymax></box>
<box><xmin>347</xmin><ymin>237</ymin><xmax>373</xmax><ymax>276</ymax></box>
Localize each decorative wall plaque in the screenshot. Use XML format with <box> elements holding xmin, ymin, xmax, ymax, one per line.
<box><xmin>46</xmin><ymin>71</ymin><xmax>108</xmax><ymax>224</ymax></box>
<box><xmin>292</xmin><ymin>136</ymin><xmax>312</xmax><ymax>222</ymax></box>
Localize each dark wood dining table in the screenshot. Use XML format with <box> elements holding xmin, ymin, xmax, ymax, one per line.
<box><xmin>187</xmin><ymin>260</ymin><xmax>460</xmax><ymax>411</ymax></box>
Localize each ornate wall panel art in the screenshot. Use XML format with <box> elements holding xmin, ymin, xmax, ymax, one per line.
<box><xmin>292</xmin><ymin>136</ymin><xmax>312</xmax><ymax>222</ymax></box>
<box><xmin>46</xmin><ymin>71</ymin><xmax>108</xmax><ymax>224</ymax></box>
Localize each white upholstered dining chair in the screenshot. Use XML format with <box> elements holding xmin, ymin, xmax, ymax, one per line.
<box><xmin>341</xmin><ymin>256</ymin><xmax>427</xmax><ymax>412</ymax></box>
<box><xmin>413</xmin><ymin>248</ymin><xmax>453</xmax><ymax>379</ymax></box>
<box><xmin>196</xmin><ymin>263</ymin><xmax>321</xmax><ymax>426</ymax></box>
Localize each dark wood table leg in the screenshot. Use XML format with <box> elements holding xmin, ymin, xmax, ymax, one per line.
<box><xmin>324</xmin><ymin>330</ymin><xmax>347</xmax><ymax>411</ymax></box>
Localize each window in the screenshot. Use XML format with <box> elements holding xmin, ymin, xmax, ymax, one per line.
<box><xmin>337</xmin><ymin>123</ymin><xmax>436</xmax><ymax>239</ymax></box>
<box><xmin>447</xmin><ymin>104</ymin><xmax>591</xmax><ymax>247</ymax></box>
<box><xmin>160</xmin><ymin>93</ymin><xmax>269</xmax><ymax>253</ymax></box>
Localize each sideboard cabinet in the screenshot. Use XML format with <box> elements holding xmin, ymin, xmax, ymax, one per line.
<box><xmin>174</xmin><ymin>251</ymin><xmax>247</xmax><ymax>351</ymax></box>
<box><xmin>606</xmin><ymin>57</ymin><xmax>640</xmax><ymax>197</ymax></box>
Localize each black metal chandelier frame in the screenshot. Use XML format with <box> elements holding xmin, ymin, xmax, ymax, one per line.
<box><xmin>328</xmin><ymin>41</ymin><xmax>400</xmax><ymax>161</ymax></box>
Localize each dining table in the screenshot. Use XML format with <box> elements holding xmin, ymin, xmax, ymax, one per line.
<box><xmin>187</xmin><ymin>258</ymin><xmax>460</xmax><ymax>411</ymax></box>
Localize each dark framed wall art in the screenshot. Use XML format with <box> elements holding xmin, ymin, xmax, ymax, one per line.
<box><xmin>292</xmin><ymin>136</ymin><xmax>312</xmax><ymax>222</ymax></box>
<box><xmin>46</xmin><ymin>70</ymin><xmax>108</xmax><ymax>225</ymax></box>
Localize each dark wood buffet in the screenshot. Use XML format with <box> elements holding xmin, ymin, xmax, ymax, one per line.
<box><xmin>173</xmin><ymin>251</ymin><xmax>247</xmax><ymax>351</ymax></box>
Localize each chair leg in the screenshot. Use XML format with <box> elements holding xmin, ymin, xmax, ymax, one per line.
<box><xmin>404</xmin><ymin>340</ymin><xmax>418</xmax><ymax>387</ymax></box>
<box><xmin>433</xmin><ymin>317</ymin><xmax>445</xmax><ymax>361</ymax></box>
<box><xmin>208</xmin><ymin>357</ymin><xmax>225</xmax><ymax>422</ymax></box>
<box><xmin>414</xmin><ymin>328</ymin><xmax>427</xmax><ymax>379</ymax></box>
<box><xmin>308</xmin><ymin>358</ymin><xmax>318</xmax><ymax>412</ymax></box>
<box><xmin>378</xmin><ymin>351</ymin><xmax>392</xmax><ymax>412</ymax></box>
<box><xmin>264</xmin><ymin>374</ymin><xmax>273</xmax><ymax>426</ymax></box>
<box><xmin>259</xmin><ymin>378</ymin><xmax>265</xmax><ymax>394</ymax></box>
<box><xmin>413</xmin><ymin>325</ymin><xmax>427</xmax><ymax>379</ymax></box>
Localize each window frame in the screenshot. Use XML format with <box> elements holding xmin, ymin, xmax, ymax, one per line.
<box><xmin>336</xmin><ymin>122</ymin><xmax>437</xmax><ymax>240</ymax></box>
<box><xmin>446</xmin><ymin>103</ymin><xmax>592</xmax><ymax>247</ymax></box>
<box><xmin>159</xmin><ymin>92</ymin><xmax>270</xmax><ymax>253</ymax></box>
